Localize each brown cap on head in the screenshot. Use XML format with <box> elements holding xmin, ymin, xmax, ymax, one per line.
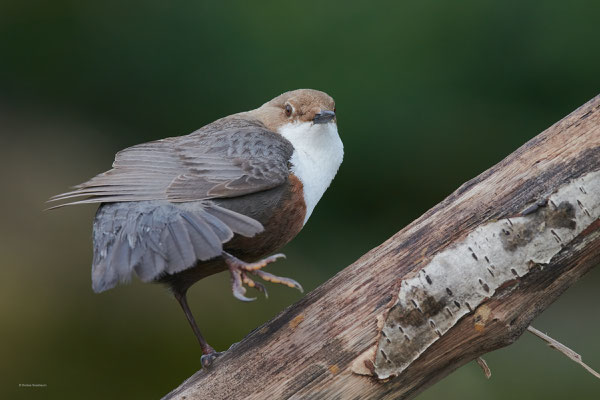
<box><xmin>249</xmin><ymin>89</ymin><xmax>336</xmax><ymax>132</ymax></box>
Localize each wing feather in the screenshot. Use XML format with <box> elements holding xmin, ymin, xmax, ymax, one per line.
<box><xmin>49</xmin><ymin>119</ymin><xmax>293</xmax><ymax>207</ymax></box>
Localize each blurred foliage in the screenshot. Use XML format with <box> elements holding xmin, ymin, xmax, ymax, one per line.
<box><xmin>1</xmin><ymin>1</ymin><xmax>599</xmax><ymax>399</ymax></box>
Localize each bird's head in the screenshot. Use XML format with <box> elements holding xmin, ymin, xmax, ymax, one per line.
<box><xmin>251</xmin><ymin>89</ymin><xmax>337</xmax><ymax>132</ymax></box>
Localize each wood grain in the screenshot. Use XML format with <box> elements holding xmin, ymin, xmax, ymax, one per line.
<box><xmin>163</xmin><ymin>95</ymin><xmax>600</xmax><ymax>400</ymax></box>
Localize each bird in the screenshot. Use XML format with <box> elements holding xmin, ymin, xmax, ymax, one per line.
<box><xmin>48</xmin><ymin>88</ymin><xmax>343</xmax><ymax>367</ymax></box>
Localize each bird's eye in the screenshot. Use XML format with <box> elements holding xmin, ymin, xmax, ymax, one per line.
<box><xmin>285</xmin><ymin>104</ymin><xmax>293</xmax><ymax>117</ymax></box>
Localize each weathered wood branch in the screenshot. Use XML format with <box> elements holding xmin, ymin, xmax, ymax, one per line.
<box><xmin>164</xmin><ymin>96</ymin><xmax>600</xmax><ymax>400</ymax></box>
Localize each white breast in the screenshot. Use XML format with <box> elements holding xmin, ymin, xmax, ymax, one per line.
<box><xmin>278</xmin><ymin>121</ymin><xmax>343</xmax><ymax>224</ymax></box>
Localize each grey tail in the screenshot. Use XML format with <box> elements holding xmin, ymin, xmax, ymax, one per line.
<box><xmin>91</xmin><ymin>200</ymin><xmax>263</xmax><ymax>293</ymax></box>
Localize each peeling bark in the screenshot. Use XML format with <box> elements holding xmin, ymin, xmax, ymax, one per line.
<box><xmin>163</xmin><ymin>95</ymin><xmax>600</xmax><ymax>400</ymax></box>
<box><xmin>371</xmin><ymin>171</ymin><xmax>599</xmax><ymax>379</ymax></box>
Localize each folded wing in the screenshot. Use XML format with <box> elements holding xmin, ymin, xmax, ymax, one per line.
<box><xmin>49</xmin><ymin>119</ymin><xmax>294</xmax><ymax>206</ymax></box>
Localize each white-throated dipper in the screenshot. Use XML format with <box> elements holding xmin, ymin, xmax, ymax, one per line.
<box><xmin>49</xmin><ymin>89</ymin><xmax>343</xmax><ymax>367</ymax></box>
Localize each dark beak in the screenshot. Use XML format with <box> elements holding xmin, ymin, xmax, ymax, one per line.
<box><xmin>313</xmin><ymin>110</ymin><xmax>336</xmax><ymax>124</ymax></box>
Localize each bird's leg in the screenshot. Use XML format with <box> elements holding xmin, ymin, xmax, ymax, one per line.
<box><xmin>173</xmin><ymin>289</ymin><xmax>221</xmax><ymax>368</ymax></box>
<box><xmin>223</xmin><ymin>251</ymin><xmax>303</xmax><ymax>302</ymax></box>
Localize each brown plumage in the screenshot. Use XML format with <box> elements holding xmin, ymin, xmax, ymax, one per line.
<box><xmin>49</xmin><ymin>89</ymin><xmax>342</xmax><ymax>366</ymax></box>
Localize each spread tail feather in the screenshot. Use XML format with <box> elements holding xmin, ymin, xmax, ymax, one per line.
<box><xmin>91</xmin><ymin>200</ymin><xmax>263</xmax><ymax>293</ymax></box>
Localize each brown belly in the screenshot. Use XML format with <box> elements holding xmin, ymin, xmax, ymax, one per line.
<box><xmin>220</xmin><ymin>174</ymin><xmax>306</xmax><ymax>259</ymax></box>
<box><xmin>159</xmin><ymin>174</ymin><xmax>306</xmax><ymax>292</ymax></box>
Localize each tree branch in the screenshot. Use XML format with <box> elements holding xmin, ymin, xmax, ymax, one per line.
<box><xmin>527</xmin><ymin>326</ymin><xmax>600</xmax><ymax>379</ymax></box>
<box><xmin>163</xmin><ymin>96</ymin><xmax>600</xmax><ymax>400</ymax></box>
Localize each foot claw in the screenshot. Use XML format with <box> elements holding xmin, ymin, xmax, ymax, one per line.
<box><xmin>249</xmin><ymin>279</ymin><xmax>269</xmax><ymax>299</ymax></box>
<box><xmin>233</xmin><ymin>289</ymin><xmax>256</xmax><ymax>302</ymax></box>
<box><xmin>227</xmin><ymin>341</ymin><xmax>240</xmax><ymax>351</ymax></box>
<box><xmin>293</xmin><ymin>280</ymin><xmax>304</xmax><ymax>293</ymax></box>
<box><xmin>256</xmin><ymin>282</ymin><xmax>269</xmax><ymax>299</ymax></box>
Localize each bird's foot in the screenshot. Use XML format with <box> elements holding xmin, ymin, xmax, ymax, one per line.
<box><xmin>200</xmin><ymin>341</ymin><xmax>241</xmax><ymax>369</ymax></box>
<box><xmin>223</xmin><ymin>252</ymin><xmax>303</xmax><ymax>302</ymax></box>
<box><xmin>201</xmin><ymin>351</ymin><xmax>224</xmax><ymax>369</ymax></box>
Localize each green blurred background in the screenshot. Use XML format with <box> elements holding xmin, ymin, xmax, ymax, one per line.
<box><xmin>2</xmin><ymin>1</ymin><xmax>599</xmax><ymax>399</ymax></box>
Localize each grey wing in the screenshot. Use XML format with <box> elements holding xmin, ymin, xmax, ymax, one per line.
<box><xmin>49</xmin><ymin>119</ymin><xmax>294</xmax><ymax>291</ymax></box>
<box><xmin>49</xmin><ymin>119</ymin><xmax>294</xmax><ymax>205</ymax></box>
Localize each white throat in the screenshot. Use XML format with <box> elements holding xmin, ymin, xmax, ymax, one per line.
<box><xmin>278</xmin><ymin>121</ymin><xmax>343</xmax><ymax>224</ymax></box>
